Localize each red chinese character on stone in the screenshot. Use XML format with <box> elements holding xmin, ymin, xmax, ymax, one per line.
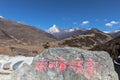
<box><xmin>57</xmin><ymin>56</ymin><xmax>67</xmax><ymax>73</ymax></box>
<box><xmin>86</xmin><ymin>58</ymin><xmax>94</xmax><ymax>77</ymax></box>
<box><xmin>48</xmin><ymin>61</ymin><xmax>56</xmax><ymax>69</ymax></box>
<box><xmin>48</xmin><ymin>56</ymin><xmax>67</xmax><ymax>74</ymax></box>
<box><xmin>76</xmin><ymin>60</ymin><xmax>84</xmax><ymax>73</ymax></box>
<box><xmin>59</xmin><ymin>61</ymin><xmax>67</xmax><ymax>71</ymax></box>
<box><xmin>69</xmin><ymin>58</ymin><xmax>84</xmax><ymax>74</ymax></box>
<box><xmin>36</xmin><ymin>60</ymin><xmax>48</xmax><ymax>72</ymax></box>
<box><xmin>48</xmin><ymin>61</ymin><xmax>59</xmax><ymax>70</ymax></box>
<box><xmin>69</xmin><ymin>61</ymin><xmax>77</xmax><ymax>69</ymax></box>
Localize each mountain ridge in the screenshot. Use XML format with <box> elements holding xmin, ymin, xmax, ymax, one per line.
<box><xmin>0</xmin><ymin>18</ymin><xmax>57</xmax><ymax>56</ymax></box>
<box><xmin>43</xmin><ymin>28</ymin><xmax>112</xmax><ymax>50</ymax></box>
<box><xmin>0</xmin><ymin>18</ymin><xmax>56</xmax><ymax>44</ymax></box>
<box><xmin>91</xmin><ymin>36</ymin><xmax>120</xmax><ymax>59</ymax></box>
<box><xmin>46</xmin><ymin>24</ymin><xmax>87</xmax><ymax>39</ymax></box>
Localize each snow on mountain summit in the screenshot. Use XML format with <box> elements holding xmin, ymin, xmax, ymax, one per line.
<box><xmin>46</xmin><ymin>25</ymin><xmax>88</xmax><ymax>39</ymax></box>
<box><xmin>115</xmin><ymin>29</ymin><xmax>120</xmax><ymax>33</ymax></box>
<box><xmin>46</xmin><ymin>24</ymin><xmax>62</xmax><ymax>33</ymax></box>
<box><xmin>110</xmin><ymin>29</ymin><xmax>120</xmax><ymax>38</ymax></box>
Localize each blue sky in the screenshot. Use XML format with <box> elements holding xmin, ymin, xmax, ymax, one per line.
<box><xmin>0</xmin><ymin>0</ymin><xmax>120</xmax><ymax>32</ymax></box>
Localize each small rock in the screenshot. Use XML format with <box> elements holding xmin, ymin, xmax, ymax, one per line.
<box><xmin>3</xmin><ymin>62</ymin><xmax>11</xmax><ymax>70</ymax></box>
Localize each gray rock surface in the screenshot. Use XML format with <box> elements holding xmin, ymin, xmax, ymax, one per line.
<box><xmin>12</xmin><ymin>47</ymin><xmax>118</xmax><ymax>80</ymax></box>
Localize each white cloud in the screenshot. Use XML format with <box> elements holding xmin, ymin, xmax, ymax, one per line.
<box><xmin>81</xmin><ymin>21</ymin><xmax>89</xmax><ymax>25</ymax></box>
<box><xmin>105</xmin><ymin>21</ymin><xmax>119</xmax><ymax>27</ymax></box>
<box><xmin>111</xmin><ymin>21</ymin><xmax>119</xmax><ymax>24</ymax></box>
<box><xmin>105</xmin><ymin>23</ymin><xmax>113</xmax><ymax>27</ymax></box>
<box><xmin>0</xmin><ymin>16</ymin><xmax>4</xmax><ymax>18</ymax></box>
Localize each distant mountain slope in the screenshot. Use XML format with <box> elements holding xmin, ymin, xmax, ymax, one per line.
<box><xmin>0</xmin><ymin>18</ymin><xmax>56</xmax><ymax>44</ymax></box>
<box><xmin>44</xmin><ymin>28</ymin><xmax>112</xmax><ymax>50</ymax></box>
<box><xmin>0</xmin><ymin>18</ymin><xmax>56</xmax><ymax>56</ymax></box>
<box><xmin>92</xmin><ymin>36</ymin><xmax>120</xmax><ymax>59</ymax></box>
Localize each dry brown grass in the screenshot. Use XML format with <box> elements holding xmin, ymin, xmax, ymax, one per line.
<box><xmin>0</xmin><ymin>44</ymin><xmax>45</xmax><ymax>56</ymax></box>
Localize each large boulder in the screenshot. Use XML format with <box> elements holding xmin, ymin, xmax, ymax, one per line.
<box><xmin>12</xmin><ymin>47</ymin><xmax>118</xmax><ymax>80</ymax></box>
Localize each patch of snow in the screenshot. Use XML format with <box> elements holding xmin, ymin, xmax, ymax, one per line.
<box><xmin>68</xmin><ymin>28</ymin><xmax>75</xmax><ymax>32</ymax></box>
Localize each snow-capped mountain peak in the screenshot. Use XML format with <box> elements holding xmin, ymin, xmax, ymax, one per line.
<box><xmin>46</xmin><ymin>24</ymin><xmax>62</xmax><ymax>33</ymax></box>
<box><xmin>108</xmin><ymin>29</ymin><xmax>120</xmax><ymax>38</ymax></box>
<box><xmin>115</xmin><ymin>29</ymin><xmax>120</xmax><ymax>33</ymax></box>
<box><xmin>103</xmin><ymin>31</ymin><xmax>111</xmax><ymax>33</ymax></box>
<box><xmin>69</xmin><ymin>28</ymin><xmax>75</xmax><ymax>32</ymax></box>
